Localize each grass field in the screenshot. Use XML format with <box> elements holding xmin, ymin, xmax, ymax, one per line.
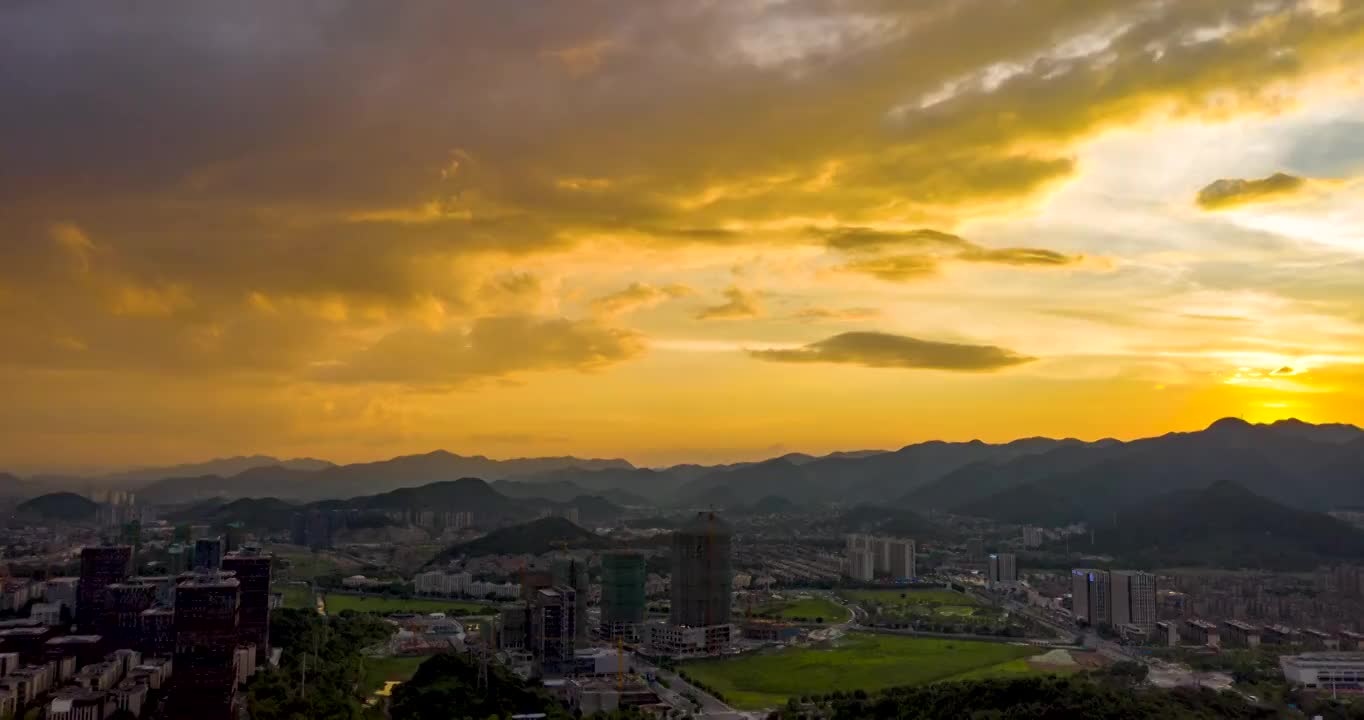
<box><xmin>360</xmin><ymin>655</ymin><xmax>429</xmax><ymax>696</ymax></box>
<box><xmin>753</xmin><ymin>596</ymin><xmax>851</xmax><ymax>624</ymax></box>
<box><xmin>274</xmin><ymin>583</ymin><xmax>313</xmax><ymax>609</ymax></box>
<box><xmin>324</xmin><ymin>594</ymin><xmax>494</xmax><ymax>616</ymax></box>
<box><xmin>839</xmin><ymin>589</ymin><xmax>977</xmax><ymax>607</ymax></box>
<box><xmin>682</xmin><ymin>633</ymin><xmax>1042</xmax><ymax>710</ymax></box>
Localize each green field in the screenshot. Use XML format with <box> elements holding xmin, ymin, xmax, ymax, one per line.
<box><xmin>324</xmin><ymin>594</ymin><xmax>494</xmax><ymax>616</ymax></box>
<box><xmin>274</xmin><ymin>583</ymin><xmax>314</xmax><ymax>609</ymax></box>
<box><xmin>682</xmin><ymin>633</ymin><xmax>1042</xmax><ymax>710</ymax></box>
<box><xmin>360</xmin><ymin>655</ymin><xmax>429</xmax><ymax>696</ymax></box>
<box><xmin>839</xmin><ymin>589</ymin><xmax>977</xmax><ymax>607</ymax></box>
<box><xmin>753</xmin><ymin>596</ymin><xmax>851</xmax><ymax>624</ymax></box>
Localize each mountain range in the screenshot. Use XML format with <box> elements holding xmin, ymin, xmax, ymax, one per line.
<box><xmin>4</xmin><ymin>419</ymin><xmax>1362</xmax><ymax>529</ymax></box>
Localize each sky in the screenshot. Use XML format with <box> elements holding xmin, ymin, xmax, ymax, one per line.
<box><xmin>3</xmin><ymin>0</ymin><xmax>1364</xmax><ymax>472</ymax></box>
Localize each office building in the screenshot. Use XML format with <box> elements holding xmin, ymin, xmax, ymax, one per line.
<box><xmin>194</xmin><ymin>537</ymin><xmax>224</xmax><ymax>571</ymax></box>
<box><xmin>1110</xmin><ymin>571</ymin><xmax>1156</xmax><ymax>632</ymax></box>
<box><xmin>1281</xmin><ymin>653</ymin><xmax>1364</xmax><ymax>693</ymax></box>
<box><xmin>1071</xmin><ymin>569</ymin><xmax>1110</xmax><ymax>627</ymax></box>
<box><xmin>987</xmin><ymin>553</ymin><xmax>1017</xmax><ymax>589</ymax></box>
<box><xmin>100</xmin><ymin>581</ymin><xmax>158</xmax><ymax>651</ymax></box>
<box><xmin>222</xmin><ymin>547</ymin><xmax>272</xmax><ymax>661</ymax></box>
<box><xmin>531</xmin><ymin>587</ymin><xmax>576</xmax><ymax>677</ymax></box>
<box><xmin>168</xmin><ymin>571</ymin><xmax>241</xmax><ymax>720</ymax></box>
<box><xmin>78</xmin><ymin>546</ymin><xmax>131</xmax><ymax>633</ymax></box>
<box><xmin>600</xmin><ymin>551</ymin><xmax>646</xmax><ymax>640</ymax></box>
<box><xmin>670</xmin><ymin>512</ymin><xmax>732</xmax><ymax>629</ymax></box>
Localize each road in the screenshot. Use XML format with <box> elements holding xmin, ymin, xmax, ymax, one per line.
<box><xmin>633</xmin><ymin>655</ymin><xmax>749</xmax><ymax>720</ymax></box>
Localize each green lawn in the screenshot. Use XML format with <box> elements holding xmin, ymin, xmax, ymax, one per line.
<box><xmin>274</xmin><ymin>583</ymin><xmax>314</xmax><ymax>609</ymax></box>
<box><xmin>324</xmin><ymin>594</ymin><xmax>494</xmax><ymax>616</ymax></box>
<box><xmin>839</xmin><ymin>589</ymin><xmax>977</xmax><ymax>607</ymax></box>
<box><xmin>753</xmin><ymin>596</ymin><xmax>851</xmax><ymax>624</ymax></box>
<box><xmin>360</xmin><ymin>655</ymin><xmax>429</xmax><ymax>696</ymax></box>
<box><xmin>682</xmin><ymin>633</ymin><xmax>1042</xmax><ymax>710</ymax></box>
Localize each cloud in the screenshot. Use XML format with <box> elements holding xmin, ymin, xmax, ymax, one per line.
<box><xmin>318</xmin><ymin>315</ymin><xmax>645</xmax><ymax>387</ymax></box>
<box><xmin>1195</xmin><ymin>172</ymin><xmax>1311</xmax><ymax>210</ymax></box>
<box><xmin>696</xmin><ymin>286</ymin><xmax>763</xmax><ymax>320</ymax></box>
<box><xmin>749</xmin><ymin>332</ymin><xmax>1034</xmax><ymax>371</ymax></box>
<box><xmin>793</xmin><ymin>306</ymin><xmax>880</xmax><ymax>322</ymax></box>
<box><xmin>590</xmin><ymin>282</ymin><xmax>693</xmax><ymax>317</ymax></box>
<box><xmin>818</xmin><ymin>226</ymin><xmax>1083</xmax><ymax>281</ymax></box>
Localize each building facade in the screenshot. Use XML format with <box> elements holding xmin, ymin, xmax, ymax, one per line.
<box><xmin>670</xmin><ymin>512</ymin><xmax>732</xmax><ymax>628</ymax></box>
<box><xmin>169</xmin><ymin>571</ymin><xmax>241</xmax><ymax>720</ymax></box>
<box><xmin>77</xmin><ymin>546</ymin><xmax>132</xmax><ymax>633</ymax></box>
<box><xmin>222</xmin><ymin>548</ymin><xmax>272</xmax><ymax>661</ymax></box>
<box><xmin>1110</xmin><ymin>571</ymin><xmax>1156</xmax><ymax>632</ymax></box>
<box><xmin>600</xmin><ymin>551</ymin><xmax>646</xmax><ymax>639</ymax></box>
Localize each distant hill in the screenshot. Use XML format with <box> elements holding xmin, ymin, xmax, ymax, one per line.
<box><xmin>17</xmin><ymin>492</ymin><xmax>98</xmax><ymax>522</ymax></box>
<box><xmin>0</xmin><ymin>473</ymin><xmax>30</xmax><ymax>499</ymax></box>
<box><xmin>951</xmin><ymin>419</ymin><xmax>1364</xmax><ymax>524</ymax></box>
<box><xmin>166</xmin><ymin>496</ymin><xmax>301</xmax><ymax>530</ymax></box>
<box><xmin>428</xmin><ymin>516</ymin><xmax>613</xmax><ymax>563</ymax></box>
<box><xmin>492</xmin><ymin>479</ymin><xmax>649</xmax><ymax>507</ymax></box>
<box><xmin>736</xmin><ymin>494</ymin><xmax>800</xmax><ymax>515</ymax></box>
<box><xmin>27</xmin><ymin>455</ymin><xmax>334</xmax><ymax>493</ymax></box>
<box><xmin>347</xmin><ymin>477</ymin><xmax>526</xmax><ymax>521</ymax></box>
<box><xmin>1079</xmin><ymin>481</ymin><xmax>1364</xmax><ymax>570</ymax></box>
<box><xmin>137</xmin><ymin>451</ymin><xmax>635</xmax><ymax>504</ymax></box>
<box><xmin>499</xmin><ymin>467</ymin><xmax>686</xmax><ymax>504</ymax></box>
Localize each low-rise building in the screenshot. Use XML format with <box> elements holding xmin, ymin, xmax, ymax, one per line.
<box><xmin>112</xmin><ymin>678</ymin><xmax>148</xmax><ymax>716</ymax></box>
<box><xmin>1182</xmin><ymin>619</ymin><xmax>1219</xmax><ymax>648</ymax></box>
<box><xmin>1154</xmin><ymin>620</ymin><xmax>1180</xmax><ymax>647</ymax></box>
<box><xmin>1281</xmin><ymin>652</ymin><xmax>1364</xmax><ymax>694</ymax></box>
<box><xmin>30</xmin><ymin>602</ymin><xmax>63</xmax><ymax>627</ymax></box>
<box><xmin>1222</xmin><ymin>620</ymin><xmax>1261</xmax><ymax>649</ymax></box>
<box><xmin>644</xmin><ymin>622</ymin><xmax>733</xmax><ymax>656</ymax></box>
<box><xmin>47</xmin><ymin>689</ymin><xmax>107</xmax><ymax>720</ymax></box>
<box><xmin>567</xmin><ymin>677</ymin><xmax>661</xmax><ymax>715</ymax></box>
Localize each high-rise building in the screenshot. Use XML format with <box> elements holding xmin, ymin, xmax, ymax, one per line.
<box><xmin>847</xmin><ymin>549</ymin><xmax>874</xmax><ymax>582</ymax></box>
<box><xmin>551</xmin><ymin>556</ymin><xmax>589</xmax><ymax>643</ymax></box>
<box><xmin>600</xmin><ymin>551</ymin><xmax>646</xmax><ymax>640</ymax></box>
<box><xmin>870</xmin><ymin>537</ymin><xmax>891</xmax><ymax>575</ymax></box>
<box><xmin>140</xmin><ymin>607</ymin><xmax>175</xmax><ymax>657</ymax></box>
<box><xmin>1022</xmin><ymin>527</ymin><xmax>1044</xmax><ymax>548</ymax></box>
<box><xmin>531</xmin><ymin>587</ymin><xmax>576</xmax><ymax>677</ymax></box>
<box><xmin>78</xmin><ymin>546</ymin><xmax>131</xmax><ymax>633</ymax></box>
<box><xmin>887</xmin><ymin>538</ymin><xmax>916</xmax><ymax>580</ymax></box>
<box><xmin>222</xmin><ymin>547</ymin><xmax>272</xmax><ymax>662</ymax></box>
<box><xmin>987</xmin><ymin>553</ymin><xmax>1018</xmax><ymax>589</ymax></box>
<box><xmin>1071</xmin><ymin>569</ymin><xmax>1110</xmax><ymax>627</ymax></box>
<box><xmin>966</xmin><ymin>537</ymin><xmax>985</xmax><ymax>562</ymax></box>
<box><xmin>194</xmin><ymin>537</ymin><xmax>224</xmax><ymax>571</ymax></box>
<box><xmin>1110</xmin><ymin>571</ymin><xmax>1157</xmax><ymax>632</ymax></box>
<box><xmin>168</xmin><ymin>571</ymin><xmax>240</xmax><ymax>720</ymax></box>
<box><xmin>670</xmin><ymin>512</ymin><xmax>732</xmax><ymax>628</ymax></box>
<box><xmin>100</xmin><ymin>582</ymin><xmax>157</xmax><ymax>650</ymax></box>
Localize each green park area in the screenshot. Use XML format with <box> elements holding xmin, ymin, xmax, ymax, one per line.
<box><xmin>751</xmin><ymin>595</ymin><xmax>851</xmax><ymax>624</ymax></box>
<box><xmin>323</xmin><ymin>593</ymin><xmax>494</xmax><ymax>616</ymax></box>
<box><xmin>839</xmin><ymin>588</ymin><xmax>1001</xmax><ymax>624</ymax></box>
<box><xmin>274</xmin><ymin>583</ymin><xmax>314</xmax><ymax>609</ymax></box>
<box><xmin>839</xmin><ymin>588</ymin><xmax>977</xmax><ymax>607</ymax></box>
<box><xmin>681</xmin><ymin>633</ymin><xmax>1044</xmax><ymax>710</ymax></box>
<box><xmin>360</xmin><ymin>654</ymin><xmax>429</xmax><ymax>696</ymax></box>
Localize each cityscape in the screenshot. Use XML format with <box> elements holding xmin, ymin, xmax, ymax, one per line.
<box><xmin>0</xmin><ymin>418</ymin><xmax>1362</xmax><ymax>718</ymax></box>
<box><xmin>6</xmin><ymin>1</ymin><xmax>1364</xmax><ymax>719</ymax></box>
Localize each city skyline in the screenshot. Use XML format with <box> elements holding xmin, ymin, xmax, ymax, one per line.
<box><xmin>4</xmin><ymin>2</ymin><xmax>1364</xmax><ymax>471</ymax></box>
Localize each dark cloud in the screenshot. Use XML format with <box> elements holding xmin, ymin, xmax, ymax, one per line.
<box><xmin>590</xmin><ymin>282</ymin><xmax>694</xmax><ymax>316</ymax></box>
<box><xmin>1196</xmin><ymin>172</ymin><xmax>1310</xmax><ymax>210</ymax></box>
<box><xmin>749</xmin><ymin>331</ymin><xmax>1033</xmax><ymax>371</ymax></box>
<box><xmin>696</xmin><ymin>287</ymin><xmax>763</xmax><ymax>320</ymax></box>
<box><xmin>792</xmin><ymin>306</ymin><xmax>881</xmax><ymax>322</ymax></box>
<box><xmin>317</xmin><ymin>315</ymin><xmax>645</xmax><ymax>387</ymax></box>
<box><xmin>818</xmin><ymin>226</ymin><xmax>1082</xmax><ymax>281</ymax></box>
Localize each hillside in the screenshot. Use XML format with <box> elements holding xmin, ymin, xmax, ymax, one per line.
<box><xmin>500</xmin><ymin>466</ymin><xmax>688</xmax><ymax>504</ymax></box>
<box><xmin>946</xmin><ymin>419</ymin><xmax>1364</xmax><ymax>523</ymax></box>
<box><xmin>492</xmin><ymin>479</ymin><xmax>648</xmax><ymax>507</ymax></box>
<box><xmin>428</xmin><ymin>516</ymin><xmax>614</xmax><ymax>563</ymax></box>
<box><xmin>166</xmin><ymin>496</ymin><xmax>301</xmax><ymax>530</ymax></box>
<box><xmin>1080</xmin><ymin>481</ymin><xmax>1364</xmax><ymax>570</ymax></box>
<box><xmin>17</xmin><ymin>492</ymin><xmax>98</xmax><ymax>522</ymax></box>
<box><xmin>347</xmin><ymin>477</ymin><xmax>527</xmax><ymax>522</ymax></box>
<box><xmin>0</xmin><ymin>473</ymin><xmax>29</xmax><ymax>498</ymax></box>
<box><xmin>138</xmin><ymin>451</ymin><xmax>635</xmax><ymax>503</ymax></box>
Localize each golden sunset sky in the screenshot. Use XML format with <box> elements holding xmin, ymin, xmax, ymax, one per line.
<box><xmin>3</xmin><ymin>1</ymin><xmax>1364</xmax><ymax>471</ymax></box>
